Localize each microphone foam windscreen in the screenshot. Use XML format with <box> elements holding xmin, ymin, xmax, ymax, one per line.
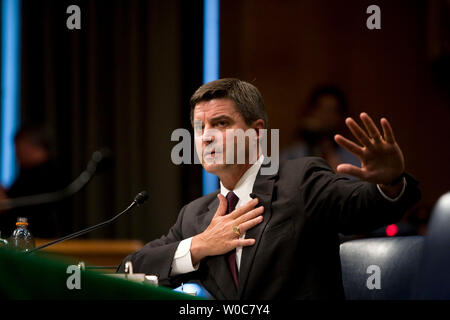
<box><xmin>135</xmin><ymin>191</ymin><xmax>149</xmax><ymax>205</ymax></box>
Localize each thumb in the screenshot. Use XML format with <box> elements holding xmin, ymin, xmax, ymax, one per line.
<box><xmin>336</xmin><ymin>163</ymin><xmax>365</xmax><ymax>180</ymax></box>
<box><xmin>215</xmin><ymin>193</ymin><xmax>228</xmax><ymax>217</ymax></box>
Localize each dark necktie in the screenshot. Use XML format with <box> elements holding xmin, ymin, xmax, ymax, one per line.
<box><xmin>226</xmin><ymin>191</ymin><xmax>240</xmax><ymax>288</ymax></box>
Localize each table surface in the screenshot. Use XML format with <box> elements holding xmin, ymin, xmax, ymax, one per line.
<box><xmin>34</xmin><ymin>238</ymin><xmax>144</xmax><ymax>267</ymax></box>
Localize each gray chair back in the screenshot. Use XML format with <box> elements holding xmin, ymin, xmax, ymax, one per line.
<box><xmin>412</xmin><ymin>192</ymin><xmax>450</xmax><ymax>299</ymax></box>
<box><xmin>340</xmin><ymin>236</ymin><xmax>424</xmax><ymax>300</ymax></box>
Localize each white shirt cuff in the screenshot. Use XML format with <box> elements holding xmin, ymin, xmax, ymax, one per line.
<box><xmin>170</xmin><ymin>237</ymin><xmax>199</xmax><ymax>276</ymax></box>
<box><xmin>377</xmin><ymin>177</ymin><xmax>407</xmax><ymax>202</ymax></box>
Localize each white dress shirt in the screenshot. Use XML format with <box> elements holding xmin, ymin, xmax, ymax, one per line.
<box><xmin>171</xmin><ymin>156</ymin><xmax>264</xmax><ymax>275</ymax></box>
<box><xmin>170</xmin><ymin>157</ymin><xmax>405</xmax><ymax>276</ymax></box>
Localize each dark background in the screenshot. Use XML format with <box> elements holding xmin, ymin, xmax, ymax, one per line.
<box><xmin>13</xmin><ymin>0</ymin><xmax>450</xmax><ymax>241</ymax></box>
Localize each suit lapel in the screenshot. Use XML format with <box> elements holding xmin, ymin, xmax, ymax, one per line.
<box><xmin>197</xmin><ymin>193</ymin><xmax>239</xmax><ymax>299</ymax></box>
<box><xmin>195</xmin><ymin>161</ymin><xmax>278</xmax><ymax>299</ymax></box>
<box><xmin>238</xmin><ymin>166</ymin><xmax>277</xmax><ymax>298</ymax></box>
<box><xmin>196</xmin><ymin>193</ymin><xmax>219</xmax><ymax>233</ymax></box>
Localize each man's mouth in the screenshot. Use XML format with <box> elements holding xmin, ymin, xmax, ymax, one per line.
<box><xmin>205</xmin><ymin>151</ymin><xmax>216</xmax><ymax>156</ymax></box>
<box><xmin>204</xmin><ymin>151</ymin><xmax>221</xmax><ymax>158</ymax></box>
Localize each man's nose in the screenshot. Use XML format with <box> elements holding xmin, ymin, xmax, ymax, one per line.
<box><xmin>202</xmin><ymin>128</ymin><xmax>216</xmax><ymax>144</ymax></box>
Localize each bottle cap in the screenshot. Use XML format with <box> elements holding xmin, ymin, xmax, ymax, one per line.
<box><xmin>16</xmin><ymin>217</ymin><xmax>28</xmax><ymax>226</ymax></box>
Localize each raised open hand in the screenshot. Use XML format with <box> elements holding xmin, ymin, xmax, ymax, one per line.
<box><xmin>334</xmin><ymin>113</ymin><xmax>404</xmax><ymax>186</ymax></box>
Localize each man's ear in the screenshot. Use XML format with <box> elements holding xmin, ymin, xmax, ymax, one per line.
<box><xmin>251</xmin><ymin>119</ymin><xmax>265</xmax><ymax>140</ymax></box>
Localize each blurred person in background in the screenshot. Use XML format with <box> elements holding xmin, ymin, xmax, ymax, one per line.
<box><xmin>0</xmin><ymin>125</ymin><xmax>67</xmax><ymax>238</ymax></box>
<box><xmin>281</xmin><ymin>85</ymin><xmax>360</xmax><ymax>171</ymax></box>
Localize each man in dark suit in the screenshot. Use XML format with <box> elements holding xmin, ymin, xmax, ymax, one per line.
<box><xmin>119</xmin><ymin>78</ymin><xmax>420</xmax><ymax>299</ymax></box>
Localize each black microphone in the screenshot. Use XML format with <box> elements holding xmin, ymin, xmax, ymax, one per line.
<box><xmin>27</xmin><ymin>191</ymin><xmax>149</xmax><ymax>254</ymax></box>
<box><xmin>0</xmin><ymin>148</ymin><xmax>112</xmax><ymax>211</ymax></box>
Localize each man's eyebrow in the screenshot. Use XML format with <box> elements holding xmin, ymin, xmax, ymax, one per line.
<box><xmin>193</xmin><ymin>115</ymin><xmax>233</xmax><ymax>126</ymax></box>
<box><xmin>209</xmin><ymin>115</ymin><xmax>233</xmax><ymax>123</ymax></box>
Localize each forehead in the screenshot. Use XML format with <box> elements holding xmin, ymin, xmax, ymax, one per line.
<box><xmin>193</xmin><ymin>98</ymin><xmax>240</xmax><ymax>121</ymax></box>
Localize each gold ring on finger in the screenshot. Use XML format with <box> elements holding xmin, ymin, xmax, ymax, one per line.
<box><xmin>233</xmin><ymin>226</ymin><xmax>241</xmax><ymax>237</ymax></box>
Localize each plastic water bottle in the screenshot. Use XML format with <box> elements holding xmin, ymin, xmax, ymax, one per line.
<box><xmin>8</xmin><ymin>217</ymin><xmax>35</xmax><ymax>252</ymax></box>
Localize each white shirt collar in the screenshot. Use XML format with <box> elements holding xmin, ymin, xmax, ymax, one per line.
<box><xmin>220</xmin><ymin>155</ymin><xmax>264</xmax><ymax>208</ymax></box>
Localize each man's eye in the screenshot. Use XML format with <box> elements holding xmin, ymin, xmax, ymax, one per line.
<box><xmin>216</xmin><ymin>121</ymin><xmax>227</xmax><ymax>127</ymax></box>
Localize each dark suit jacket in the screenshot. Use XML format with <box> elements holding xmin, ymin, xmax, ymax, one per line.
<box><xmin>118</xmin><ymin>157</ymin><xmax>421</xmax><ymax>300</ymax></box>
